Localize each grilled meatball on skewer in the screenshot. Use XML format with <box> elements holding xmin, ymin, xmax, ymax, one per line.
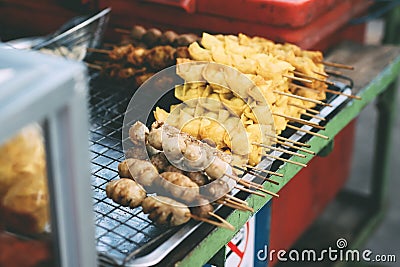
<box><xmin>106</xmin><ymin>178</ymin><xmax>146</xmax><ymax>208</ymax></box>
<box><xmin>142</xmin><ymin>196</ymin><xmax>191</xmax><ymax>226</ymax></box>
<box><xmin>118</xmin><ymin>158</ymin><xmax>159</xmax><ymax>187</ymax></box>
<box><xmin>158</xmin><ymin>172</ymin><xmax>199</xmax><ymax>203</ymax></box>
<box><xmin>142</xmin><ymin>195</ymin><xmax>233</xmax><ymax>229</ymax></box>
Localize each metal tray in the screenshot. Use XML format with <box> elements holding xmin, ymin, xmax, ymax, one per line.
<box><xmin>88</xmin><ymin>73</ymin><xmax>353</xmax><ymax>266</ymax></box>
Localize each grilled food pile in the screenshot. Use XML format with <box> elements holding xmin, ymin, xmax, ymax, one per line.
<box><xmin>105</xmin><ymin>121</ymin><xmax>269</xmax><ymax>230</ymax></box>
<box><xmin>154</xmin><ymin>32</ymin><xmax>331</xmax><ymax>166</ymax></box>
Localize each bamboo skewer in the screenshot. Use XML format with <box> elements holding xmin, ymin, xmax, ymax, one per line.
<box><xmin>189</xmin><ymin>213</ymin><xmax>235</xmax><ymax>230</ymax></box>
<box><xmin>272</xmin><ymin>112</ymin><xmax>325</xmax><ymax>129</ymax></box>
<box><xmin>293</xmin><ymin>70</ymin><xmax>335</xmax><ymax>85</ymax></box>
<box><xmin>266</xmin><ymin>133</ymin><xmax>311</xmax><ymax>147</ymax></box>
<box><xmin>319</xmin><ymin>61</ymin><xmax>354</xmax><ymax>70</ymax></box>
<box><xmin>282</xmin><ymin>74</ymin><xmax>312</xmax><ymax>83</ymax></box>
<box><xmin>273</xmin><ymin>90</ymin><xmax>332</xmax><ymax>107</ymax></box>
<box><xmin>313</xmin><ymin>70</ymin><xmax>329</xmax><ymax>78</ymax></box>
<box><xmin>86</xmin><ymin>63</ymin><xmax>103</xmax><ymax>70</ymax></box>
<box><xmin>224</xmin><ymin>199</ymin><xmax>254</xmax><ymax>212</ymax></box>
<box><xmin>286</xmin><ymin>124</ymin><xmax>329</xmax><ymax>140</ymax></box>
<box><xmin>87</xmin><ymin>48</ymin><xmax>111</xmax><ymax>54</ymax></box>
<box><xmin>242</xmin><ymin>165</ymin><xmax>284</xmax><ymax>177</ymax></box>
<box><xmin>300</xmin><ymin>112</ymin><xmax>326</xmax><ymax>121</ymax></box>
<box><xmin>325</xmin><ymin>89</ymin><xmax>361</xmax><ymax>100</ymax></box>
<box><xmin>263</xmin><ymin>154</ymin><xmax>307</xmax><ymax>167</ymax></box>
<box><xmin>225</xmin><ymin>173</ymin><xmax>259</xmax><ymax>188</ymax></box>
<box><xmin>251</xmin><ymin>142</ymin><xmax>306</xmax><ymax>158</ymax></box>
<box><xmin>288</xmin><ymin>103</ymin><xmax>320</xmax><ymax>115</ymax></box>
<box><xmin>224</xmin><ymin>194</ymin><xmax>249</xmax><ymax>206</ymax></box>
<box><xmin>275</xmin><ymin>140</ymin><xmax>315</xmax><ymax>155</ymax></box>
<box><xmin>325</xmin><ymin>69</ymin><xmax>343</xmax><ymax>76</ymax></box>
<box><xmin>234</xmin><ymin>186</ymin><xmax>266</xmax><ymax>197</ymax></box>
<box><xmin>216</xmin><ymin>199</ymin><xmax>253</xmax><ymax>212</ymax></box>
<box><xmin>115</xmin><ymin>28</ymin><xmax>131</xmax><ymax>34</ymax></box>
<box><xmin>247</xmin><ymin>171</ymin><xmax>280</xmax><ymax>185</ymax></box>
<box><xmin>292</xmin><ymin>83</ymin><xmax>361</xmax><ymax>100</ymax></box>
<box><xmin>226</xmin><ymin>174</ymin><xmax>279</xmax><ymax>197</ymax></box>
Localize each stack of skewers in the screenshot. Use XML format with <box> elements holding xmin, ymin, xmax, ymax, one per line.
<box><xmin>94</xmin><ymin>26</ymin><xmax>360</xmax><ymax>231</ymax></box>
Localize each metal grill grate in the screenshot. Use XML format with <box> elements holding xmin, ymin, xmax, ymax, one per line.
<box><xmin>88</xmin><ymin>73</ymin><xmax>353</xmax><ymax>265</ymax></box>
<box><xmin>88</xmin><ymin>78</ymin><xmax>182</xmax><ymax>265</ymax></box>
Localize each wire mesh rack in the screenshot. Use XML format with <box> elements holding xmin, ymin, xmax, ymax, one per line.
<box><xmin>88</xmin><ymin>72</ymin><xmax>354</xmax><ymax>266</ymax></box>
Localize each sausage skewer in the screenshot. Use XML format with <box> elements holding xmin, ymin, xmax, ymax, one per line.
<box><xmin>130</xmin><ymin>121</ymin><xmax>278</xmax><ymax>198</ymax></box>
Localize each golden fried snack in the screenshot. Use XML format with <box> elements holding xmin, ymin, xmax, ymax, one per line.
<box><xmin>1</xmin><ymin>175</ymin><xmax>49</xmax><ymax>235</ymax></box>
<box><xmin>106</xmin><ymin>178</ymin><xmax>146</xmax><ymax>208</ymax></box>
<box><xmin>0</xmin><ymin>124</ymin><xmax>49</xmax><ymax>235</ymax></box>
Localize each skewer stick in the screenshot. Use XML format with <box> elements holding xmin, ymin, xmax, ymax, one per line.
<box><xmin>252</xmin><ymin>142</ymin><xmax>306</xmax><ymax>158</ymax></box>
<box><xmin>266</xmin><ymin>133</ymin><xmax>311</xmax><ymax>147</ymax></box>
<box><xmin>282</xmin><ymin>74</ymin><xmax>312</xmax><ymax>83</ymax></box>
<box><xmin>273</xmin><ymin>90</ymin><xmax>332</xmax><ymax>107</ymax></box>
<box><xmin>300</xmin><ymin>112</ymin><xmax>326</xmax><ymax>121</ymax></box>
<box><xmin>189</xmin><ymin>213</ymin><xmax>235</xmax><ymax>230</ymax></box>
<box><xmin>247</xmin><ymin>171</ymin><xmax>279</xmax><ymax>185</ymax></box>
<box><xmin>87</xmin><ymin>48</ymin><xmax>111</xmax><ymax>54</ymax></box>
<box><xmin>226</xmin><ymin>173</ymin><xmax>278</xmax><ymax>197</ymax></box>
<box><xmin>234</xmin><ymin>186</ymin><xmax>265</xmax><ymax>197</ymax></box>
<box><xmin>209</xmin><ymin>212</ymin><xmax>236</xmax><ymax>230</ymax></box>
<box><xmin>274</xmin><ymin>140</ymin><xmax>315</xmax><ymax>155</ymax></box>
<box><xmin>225</xmin><ymin>173</ymin><xmax>262</xmax><ymax>189</ymax></box>
<box><xmin>288</xmin><ymin>103</ymin><xmax>320</xmax><ymax>114</ymax></box>
<box><xmin>319</xmin><ymin>61</ymin><xmax>354</xmax><ymax>70</ymax></box>
<box><xmin>324</xmin><ymin>89</ymin><xmax>361</xmax><ymax>100</ymax></box>
<box><xmin>272</xmin><ymin>112</ymin><xmax>325</xmax><ymax>129</ymax></box>
<box><xmin>263</xmin><ymin>154</ymin><xmax>307</xmax><ymax>167</ymax></box>
<box><xmin>224</xmin><ymin>194</ymin><xmax>249</xmax><ymax>206</ymax></box>
<box><xmin>325</xmin><ymin>69</ymin><xmax>343</xmax><ymax>76</ymax></box>
<box><xmin>293</xmin><ymin>70</ymin><xmax>335</xmax><ymax>85</ymax></box>
<box><xmin>313</xmin><ymin>70</ymin><xmax>329</xmax><ymax>78</ymax></box>
<box><xmin>242</xmin><ymin>165</ymin><xmax>284</xmax><ymax>177</ymax></box>
<box><xmin>216</xmin><ymin>199</ymin><xmax>253</xmax><ymax>212</ymax></box>
<box><xmin>86</xmin><ymin>63</ymin><xmax>103</xmax><ymax>71</ymax></box>
<box><xmin>292</xmin><ymin>83</ymin><xmax>361</xmax><ymax>100</ymax></box>
<box><xmin>221</xmin><ymin>199</ymin><xmax>254</xmax><ymax>212</ymax></box>
<box><xmin>115</xmin><ymin>28</ymin><xmax>131</xmax><ymax>34</ymax></box>
<box><xmin>286</xmin><ymin>124</ymin><xmax>329</xmax><ymax>140</ymax></box>
<box><xmin>256</xmin><ymin>187</ymin><xmax>279</xmax><ymax>197</ymax></box>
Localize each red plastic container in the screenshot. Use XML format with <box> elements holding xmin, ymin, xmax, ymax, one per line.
<box><xmin>197</xmin><ymin>0</ymin><xmax>342</xmax><ymax>28</ymax></box>
<box><xmin>100</xmin><ymin>0</ymin><xmax>372</xmax><ymax>50</ymax></box>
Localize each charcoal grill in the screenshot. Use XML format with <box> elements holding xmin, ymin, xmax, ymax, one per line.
<box><xmin>88</xmin><ymin>71</ymin><xmax>353</xmax><ymax>266</ymax></box>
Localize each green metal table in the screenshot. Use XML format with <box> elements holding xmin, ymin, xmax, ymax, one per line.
<box><xmin>170</xmin><ymin>42</ymin><xmax>400</xmax><ymax>267</ymax></box>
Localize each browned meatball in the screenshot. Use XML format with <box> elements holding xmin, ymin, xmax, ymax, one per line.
<box><xmin>106</xmin><ymin>178</ymin><xmax>146</xmax><ymax>208</ymax></box>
